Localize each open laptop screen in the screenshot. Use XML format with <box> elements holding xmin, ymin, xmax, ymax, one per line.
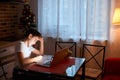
<box><xmin>35</xmin><ymin>47</ymin><xmax>69</xmax><ymax>67</ymax></box>
<box><xmin>51</xmin><ymin>47</ymin><xmax>69</xmax><ymax>65</ymax></box>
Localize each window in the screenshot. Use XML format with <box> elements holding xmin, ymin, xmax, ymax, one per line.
<box><xmin>38</xmin><ymin>0</ymin><xmax>110</xmax><ymax>42</ymax></box>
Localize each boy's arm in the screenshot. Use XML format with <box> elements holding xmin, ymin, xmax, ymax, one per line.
<box><xmin>32</xmin><ymin>38</ymin><xmax>44</xmax><ymax>56</ymax></box>
<box><xmin>17</xmin><ymin>52</ymin><xmax>43</xmax><ymax>67</ymax></box>
<box><xmin>17</xmin><ymin>52</ymin><xmax>24</xmax><ymax>67</ymax></box>
<box><xmin>24</xmin><ymin>56</ymin><xmax>43</xmax><ymax>65</ymax></box>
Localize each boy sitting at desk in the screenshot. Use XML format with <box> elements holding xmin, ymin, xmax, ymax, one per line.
<box><xmin>15</xmin><ymin>28</ymin><xmax>44</xmax><ymax>68</ymax></box>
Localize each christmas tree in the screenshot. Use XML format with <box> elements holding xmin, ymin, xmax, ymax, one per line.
<box><xmin>20</xmin><ymin>0</ymin><xmax>36</xmax><ymax>31</ymax></box>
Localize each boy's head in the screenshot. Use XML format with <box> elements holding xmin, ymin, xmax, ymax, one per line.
<box><xmin>25</xmin><ymin>28</ymin><xmax>42</xmax><ymax>38</ymax></box>
<box><xmin>25</xmin><ymin>28</ymin><xmax>42</xmax><ymax>46</ymax></box>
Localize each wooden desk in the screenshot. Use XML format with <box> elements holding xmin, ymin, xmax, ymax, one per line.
<box><xmin>13</xmin><ymin>56</ymin><xmax>85</xmax><ymax>80</ymax></box>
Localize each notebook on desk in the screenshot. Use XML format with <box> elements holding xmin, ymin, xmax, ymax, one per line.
<box><xmin>35</xmin><ymin>47</ymin><xmax>69</xmax><ymax>67</ymax></box>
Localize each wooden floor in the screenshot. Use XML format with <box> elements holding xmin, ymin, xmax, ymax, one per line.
<box><xmin>0</xmin><ymin>75</ymin><xmax>102</xmax><ymax>80</ymax></box>
<box><xmin>75</xmin><ymin>75</ymin><xmax>102</xmax><ymax>80</ymax></box>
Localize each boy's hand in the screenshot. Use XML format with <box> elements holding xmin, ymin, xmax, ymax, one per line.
<box><xmin>38</xmin><ymin>37</ymin><xmax>44</xmax><ymax>42</ymax></box>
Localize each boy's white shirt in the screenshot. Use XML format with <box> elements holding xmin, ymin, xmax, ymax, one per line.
<box><xmin>15</xmin><ymin>41</ymin><xmax>35</xmax><ymax>67</ymax></box>
<box><xmin>16</xmin><ymin>41</ymin><xmax>35</xmax><ymax>58</ymax></box>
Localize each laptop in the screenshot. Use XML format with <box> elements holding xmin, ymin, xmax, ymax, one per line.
<box><xmin>35</xmin><ymin>47</ymin><xmax>69</xmax><ymax>67</ymax></box>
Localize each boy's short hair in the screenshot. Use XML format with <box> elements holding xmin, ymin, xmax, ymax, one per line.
<box><xmin>25</xmin><ymin>28</ymin><xmax>42</xmax><ymax>37</ymax></box>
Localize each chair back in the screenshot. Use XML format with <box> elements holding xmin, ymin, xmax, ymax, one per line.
<box><xmin>82</xmin><ymin>44</ymin><xmax>105</xmax><ymax>70</ymax></box>
<box><xmin>77</xmin><ymin>44</ymin><xmax>106</xmax><ymax>79</ymax></box>
<box><xmin>55</xmin><ymin>42</ymin><xmax>76</xmax><ymax>57</ymax></box>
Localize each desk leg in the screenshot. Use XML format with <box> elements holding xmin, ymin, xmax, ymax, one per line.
<box><xmin>81</xmin><ymin>62</ymin><xmax>85</xmax><ymax>80</ymax></box>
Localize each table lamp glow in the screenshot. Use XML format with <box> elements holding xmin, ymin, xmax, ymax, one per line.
<box><xmin>112</xmin><ymin>8</ymin><xmax>120</xmax><ymax>25</ymax></box>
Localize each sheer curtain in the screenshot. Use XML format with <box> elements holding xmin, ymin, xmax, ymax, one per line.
<box><xmin>83</xmin><ymin>0</ymin><xmax>110</xmax><ymax>43</ymax></box>
<box><xmin>38</xmin><ymin>0</ymin><xmax>111</xmax><ymax>56</ymax></box>
<box><xmin>38</xmin><ymin>0</ymin><xmax>110</xmax><ymax>42</ymax></box>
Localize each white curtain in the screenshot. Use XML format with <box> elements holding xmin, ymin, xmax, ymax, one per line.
<box><xmin>38</xmin><ymin>0</ymin><xmax>110</xmax><ymax>43</ymax></box>
<box><xmin>38</xmin><ymin>0</ymin><xmax>111</xmax><ymax>56</ymax></box>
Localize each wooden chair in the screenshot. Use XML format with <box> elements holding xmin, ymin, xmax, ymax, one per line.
<box><xmin>0</xmin><ymin>53</ymin><xmax>15</xmax><ymax>80</ymax></box>
<box><xmin>55</xmin><ymin>41</ymin><xmax>77</xmax><ymax>57</ymax></box>
<box><xmin>77</xmin><ymin>44</ymin><xmax>105</xmax><ymax>80</ymax></box>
